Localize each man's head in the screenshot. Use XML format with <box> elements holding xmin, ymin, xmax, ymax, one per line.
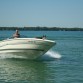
<box><xmin>16</xmin><ymin>30</ymin><xmax>19</xmax><ymax>33</ymax></box>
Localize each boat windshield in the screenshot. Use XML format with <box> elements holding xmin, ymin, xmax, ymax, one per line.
<box><xmin>7</xmin><ymin>35</ymin><xmax>46</xmax><ymax>39</ymax></box>
<box><xmin>19</xmin><ymin>35</ymin><xmax>28</xmax><ymax>38</ymax></box>
<box><xmin>8</xmin><ymin>35</ymin><xmax>28</xmax><ymax>39</ymax></box>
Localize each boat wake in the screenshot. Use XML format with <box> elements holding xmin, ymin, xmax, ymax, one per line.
<box><xmin>0</xmin><ymin>50</ymin><xmax>62</xmax><ymax>60</ymax></box>
<box><xmin>38</xmin><ymin>50</ymin><xmax>62</xmax><ymax>60</ymax></box>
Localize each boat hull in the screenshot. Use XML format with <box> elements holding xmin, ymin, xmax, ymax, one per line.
<box><xmin>0</xmin><ymin>38</ymin><xmax>56</xmax><ymax>59</ymax></box>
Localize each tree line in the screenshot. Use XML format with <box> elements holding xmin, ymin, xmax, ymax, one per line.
<box><xmin>0</xmin><ymin>27</ymin><xmax>83</xmax><ymax>31</ymax></box>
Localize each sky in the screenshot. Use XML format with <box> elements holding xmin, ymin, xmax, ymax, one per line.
<box><xmin>0</xmin><ymin>0</ymin><xmax>83</xmax><ymax>28</ymax></box>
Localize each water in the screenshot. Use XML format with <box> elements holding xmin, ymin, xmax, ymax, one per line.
<box><xmin>0</xmin><ymin>31</ymin><xmax>83</xmax><ymax>83</ymax></box>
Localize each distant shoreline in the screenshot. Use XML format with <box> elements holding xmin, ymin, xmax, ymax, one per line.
<box><xmin>0</xmin><ymin>27</ymin><xmax>83</xmax><ymax>31</ymax></box>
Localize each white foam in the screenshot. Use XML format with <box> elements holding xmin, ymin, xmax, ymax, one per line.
<box><xmin>46</xmin><ymin>50</ymin><xmax>62</xmax><ymax>59</ymax></box>
<box><xmin>39</xmin><ymin>50</ymin><xmax>62</xmax><ymax>60</ymax></box>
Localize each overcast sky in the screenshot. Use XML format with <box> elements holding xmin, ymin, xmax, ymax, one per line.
<box><xmin>0</xmin><ymin>0</ymin><xmax>83</xmax><ymax>28</ymax></box>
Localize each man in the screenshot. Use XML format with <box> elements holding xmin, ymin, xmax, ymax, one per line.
<box><xmin>13</xmin><ymin>30</ymin><xmax>20</xmax><ymax>38</ymax></box>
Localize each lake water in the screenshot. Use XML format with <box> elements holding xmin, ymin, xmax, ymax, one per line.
<box><xmin>0</xmin><ymin>31</ymin><xmax>83</xmax><ymax>83</ymax></box>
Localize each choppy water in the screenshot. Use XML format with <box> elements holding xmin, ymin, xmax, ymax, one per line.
<box><xmin>0</xmin><ymin>31</ymin><xmax>83</xmax><ymax>83</ymax></box>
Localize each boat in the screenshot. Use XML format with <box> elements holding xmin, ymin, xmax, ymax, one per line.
<box><xmin>0</xmin><ymin>37</ymin><xmax>56</xmax><ymax>59</ymax></box>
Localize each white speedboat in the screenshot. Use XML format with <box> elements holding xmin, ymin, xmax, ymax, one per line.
<box><xmin>0</xmin><ymin>38</ymin><xmax>56</xmax><ymax>59</ymax></box>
